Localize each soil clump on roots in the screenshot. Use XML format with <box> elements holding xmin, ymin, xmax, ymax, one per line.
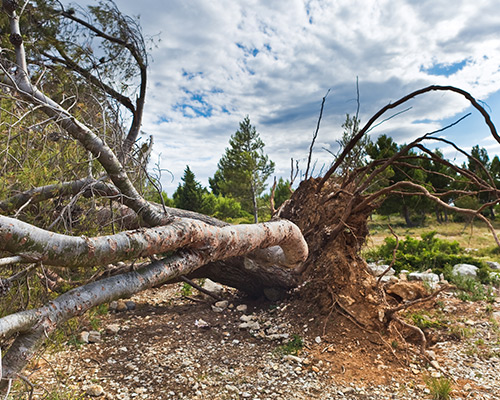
<box><xmin>280</xmin><ymin>178</ymin><xmax>384</xmax><ymax>331</ymax></box>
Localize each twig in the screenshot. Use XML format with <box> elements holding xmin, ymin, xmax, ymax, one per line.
<box><xmin>179</xmin><ymin>275</ymin><xmax>222</xmax><ymax>301</ymax></box>
<box><xmin>376</xmin><ymin>225</ymin><xmax>399</xmax><ymax>287</ymax></box>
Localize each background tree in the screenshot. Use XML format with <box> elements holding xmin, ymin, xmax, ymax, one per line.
<box><xmin>214</xmin><ymin>116</ymin><xmax>275</xmax><ymax>223</ymax></box>
<box><xmin>173</xmin><ymin>166</ymin><xmax>205</xmax><ymax>212</ymax></box>
<box><xmin>335</xmin><ymin>114</ymin><xmax>371</xmax><ymax>175</ymax></box>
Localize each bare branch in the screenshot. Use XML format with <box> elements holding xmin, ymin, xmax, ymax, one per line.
<box><xmin>318</xmin><ymin>85</ymin><xmax>498</xmax><ymax>191</ymax></box>
<box><xmin>305</xmin><ymin>89</ymin><xmax>330</xmax><ymax>180</ymax></box>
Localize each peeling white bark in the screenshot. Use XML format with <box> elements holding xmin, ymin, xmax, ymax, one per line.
<box><xmin>0</xmin><ymin>215</ymin><xmax>307</xmax><ymax>268</ymax></box>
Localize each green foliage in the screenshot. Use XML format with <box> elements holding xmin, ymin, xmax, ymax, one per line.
<box><xmin>274</xmin><ymin>334</ymin><xmax>304</xmax><ymax>356</ymax></box>
<box><xmin>214</xmin><ymin>116</ymin><xmax>275</xmax><ymax>222</ymax></box>
<box><xmin>273</xmin><ymin>177</ymin><xmax>292</xmax><ymax>208</ymax></box>
<box><xmin>180</xmin><ymin>283</ymin><xmax>193</xmax><ymax>297</ymax></box>
<box><xmin>200</xmin><ymin>192</ymin><xmax>248</xmax><ymax>221</ymax></box>
<box><xmin>446</xmin><ymin>273</ymin><xmax>495</xmax><ymax>302</ymax></box>
<box><xmin>366</xmin><ymin>231</ymin><xmax>480</xmax><ymax>274</ymax></box>
<box><xmin>424</xmin><ymin>376</ymin><xmax>453</xmax><ymax>400</ymax></box>
<box><xmin>408</xmin><ymin>310</ymin><xmax>446</xmax><ymax>329</ymax></box>
<box><xmin>336</xmin><ymin>114</ymin><xmax>371</xmax><ymax>175</ymax></box>
<box><xmin>173</xmin><ymin>166</ymin><xmax>206</xmax><ymax>212</ymax></box>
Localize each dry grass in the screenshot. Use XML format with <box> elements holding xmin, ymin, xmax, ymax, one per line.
<box><xmin>365</xmin><ymin>214</ymin><xmax>500</xmax><ymax>258</ymax></box>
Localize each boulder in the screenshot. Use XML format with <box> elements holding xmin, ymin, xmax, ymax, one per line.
<box><xmin>452</xmin><ymin>264</ymin><xmax>478</xmax><ymax>278</ymax></box>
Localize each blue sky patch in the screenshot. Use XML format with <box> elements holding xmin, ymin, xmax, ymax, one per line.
<box><xmin>173</xmin><ymin>91</ymin><xmax>214</xmax><ymax>118</ymax></box>
<box><xmin>420</xmin><ymin>59</ymin><xmax>468</xmax><ymax>77</ymax></box>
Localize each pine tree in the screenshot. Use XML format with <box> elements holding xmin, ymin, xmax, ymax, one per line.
<box><xmin>215</xmin><ymin>116</ymin><xmax>275</xmax><ymax>222</ymax></box>
<box><xmin>173</xmin><ymin>166</ymin><xmax>205</xmax><ymax>212</ymax></box>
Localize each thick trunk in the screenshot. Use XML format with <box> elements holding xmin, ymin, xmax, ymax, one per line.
<box><xmin>0</xmin><ymin>215</ymin><xmax>307</xmax><ymax>269</ymax></box>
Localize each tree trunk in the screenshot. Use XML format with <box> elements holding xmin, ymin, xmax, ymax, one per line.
<box><xmin>402</xmin><ymin>204</ymin><xmax>413</xmax><ymax>227</ymax></box>
<box><xmin>250</xmin><ymin>179</ymin><xmax>258</xmax><ymax>223</ymax></box>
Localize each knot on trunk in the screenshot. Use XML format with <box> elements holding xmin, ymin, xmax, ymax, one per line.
<box><xmin>9</xmin><ymin>33</ymin><xmax>23</xmax><ymax>46</ymax></box>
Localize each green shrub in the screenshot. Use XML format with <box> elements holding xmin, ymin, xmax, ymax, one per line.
<box><xmin>366</xmin><ymin>231</ymin><xmax>485</xmax><ymax>275</ymax></box>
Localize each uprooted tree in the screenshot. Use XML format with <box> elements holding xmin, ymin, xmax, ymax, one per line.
<box><xmin>1</xmin><ymin>0</ymin><xmax>500</xmax><ymax>394</ymax></box>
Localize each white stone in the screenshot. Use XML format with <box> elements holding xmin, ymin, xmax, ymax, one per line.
<box><xmin>195</xmin><ymin>319</ymin><xmax>209</xmax><ymax>328</ymax></box>
<box><xmin>202</xmin><ymin>279</ymin><xmax>224</xmax><ymax>296</ymax></box>
<box><xmin>215</xmin><ymin>300</ymin><xmax>229</xmax><ymax>309</ymax></box>
<box><xmin>452</xmin><ymin>263</ymin><xmax>478</xmax><ymax>278</ymax></box>
<box><xmin>236</xmin><ymin>304</ymin><xmax>248</xmax><ymax>312</ymax></box>
<box><xmin>407</xmin><ymin>272</ymin><xmax>439</xmax><ymax>288</ymax></box>
<box><xmin>367</xmin><ymin>263</ymin><xmax>395</xmax><ymax>277</ymax></box>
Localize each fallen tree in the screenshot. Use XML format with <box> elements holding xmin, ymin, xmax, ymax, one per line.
<box><xmin>1</xmin><ymin>0</ymin><xmax>499</xmax><ymax>395</ymax></box>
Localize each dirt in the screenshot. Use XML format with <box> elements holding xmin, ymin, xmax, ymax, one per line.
<box><xmin>13</xmin><ymin>281</ymin><xmax>500</xmax><ymax>400</ymax></box>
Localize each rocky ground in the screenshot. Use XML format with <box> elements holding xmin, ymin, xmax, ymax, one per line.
<box><xmin>9</xmin><ymin>278</ymin><xmax>500</xmax><ymax>400</ymax></box>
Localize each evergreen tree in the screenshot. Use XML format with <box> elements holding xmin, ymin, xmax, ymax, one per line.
<box><xmin>336</xmin><ymin>114</ymin><xmax>371</xmax><ymax>175</ymax></box>
<box><xmin>215</xmin><ymin>116</ymin><xmax>275</xmax><ymax>222</ymax></box>
<box><xmin>173</xmin><ymin>166</ymin><xmax>205</xmax><ymax>212</ymax></box>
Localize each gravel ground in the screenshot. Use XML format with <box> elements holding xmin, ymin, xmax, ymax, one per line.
<box><xmin>11</xmin><ymin>283</ymin><xmax>500</xmax><ymax>400</ymax></box>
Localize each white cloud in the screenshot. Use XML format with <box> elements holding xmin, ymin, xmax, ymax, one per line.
<box><xmin>70</xmin><ymin>0</ymin><xmax>500</xmax><ymax>194</ymax></box>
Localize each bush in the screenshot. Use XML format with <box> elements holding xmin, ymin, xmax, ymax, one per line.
<box><xmin>365</xmin><ymin>231</ymin><xmax>484</xmax><ymax>275</ymax></box>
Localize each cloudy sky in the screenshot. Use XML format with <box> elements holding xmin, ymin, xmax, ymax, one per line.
<box><xmin>75</xmin><ymin>0</ymin><xmax>500</xmax><ymax>194</ymax></box>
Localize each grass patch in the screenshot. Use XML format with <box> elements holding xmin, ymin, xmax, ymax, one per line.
<box><xmin>274</xmin><ymin>334</ymin><xmax>304</xmax><ymax>356</ymax></box>
<box><xmin>424</xmin><ymin>376</ymin><xmax>453</xmax><ymax>400</ymax></box>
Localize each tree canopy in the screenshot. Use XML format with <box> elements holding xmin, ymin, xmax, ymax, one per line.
<box><xmin>214</xmin><ymin>116</ymin><xmax>275</xmax><ymax>222</ymax></box>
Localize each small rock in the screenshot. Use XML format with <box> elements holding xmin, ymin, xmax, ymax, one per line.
<box><xmin>240</xmin><ymin>314</ymin><xmax>255</xmax><ymax>322</ymax></box>
<box><xmin>342</xmin><ymin>387</ymin><xmax>355</xmax><ymax>394</ymax></box>
<box><xmin>315</xmin><ymin>336</ymin><xmax>322</xmax><ymax>344</ymax></box>
<box><xmin>215</xmin><ymin>300</ymin><xmax>229</xmax><ymax>309</ymax></box>
<box><xmin>108</xmin><ymin>301</ymin><xmax>118</xmax><ymax>311</ymax></box>
<box><xmin>367</xmin><ymin>263</ymin><xmax>395</xmax><ymax>277</ymax></box>
<box><xmin>386</xmin><ymin>281</ymin><xmax>429</xmax><ymax>301</ymax></box>
<box><xmin>283</xmin><ymin>355</ymin><xmax>303</xmax><ymax>363</ymax></box>
<box><xmin>407</xmin><ymin>272</ymin><xmax>439</xmax><ymax>288</ymax></box>
<box><xmin>88</xmin><ymin>330</ymin><xmax>101</xmax><ymax>343</ymax></box>
<box><xmin>202</xmin><ymin>279</ymin><xmax>224</xmax><ymax>297</ymax></box>
<box><xmin>486</xmin><ymin>261</ymin><xmax>500</xmax><ymax>270</ymax></box>
<box><xmin>238</xmin><ymin>321</ymin><xmax>260</xmax><ymax>330</ymax></box>
<box><xmin>236</xmin><ymin>304</ymin><xmax>248</xmax><ymax>312</ymax></box>
<box><xmin>105</xmin><ymin>324</ymin><xmax>120</xmax><ymax>334</ymax></box>
<box><xmin>115</xmin><ymin>300</ymin><xmax>128</xmax><ymax>312</ymax></box>
<box><xmin>125</xmin><ymin>301</ymin><xmax>136</xmax><ymax>310</ymax></box>
<box><xmin>225</xmin><ymin>384</ymin><xmax>238</xmax><ymax>392</ymax></box>
<box><xmin>195</xmin><ymin>319</ymin><xmax>209</xmax><ymax>329</ymax></box>
<box><xmin>78</xmin><ymin>331</ymin><xmax>89</xmax><ymax>343</ymax></box>
<box><xmin>86</xmin><ymin>384</ymin><xmax>104</xmax><ymax>397</ymax></box>
<box><xmin>452</xmin><ymin>263</ymin><xmax>478</xmax><ymax>278</ymax></box>
<box><xmin>430</xmin><ymin>360</ymin><xmax>440</xmax><ymax>370</ymax></box>
<box><xmin>211</xmin><ymin>306</ymin><xmax>224</xmax><ymax>313</ymax></box>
